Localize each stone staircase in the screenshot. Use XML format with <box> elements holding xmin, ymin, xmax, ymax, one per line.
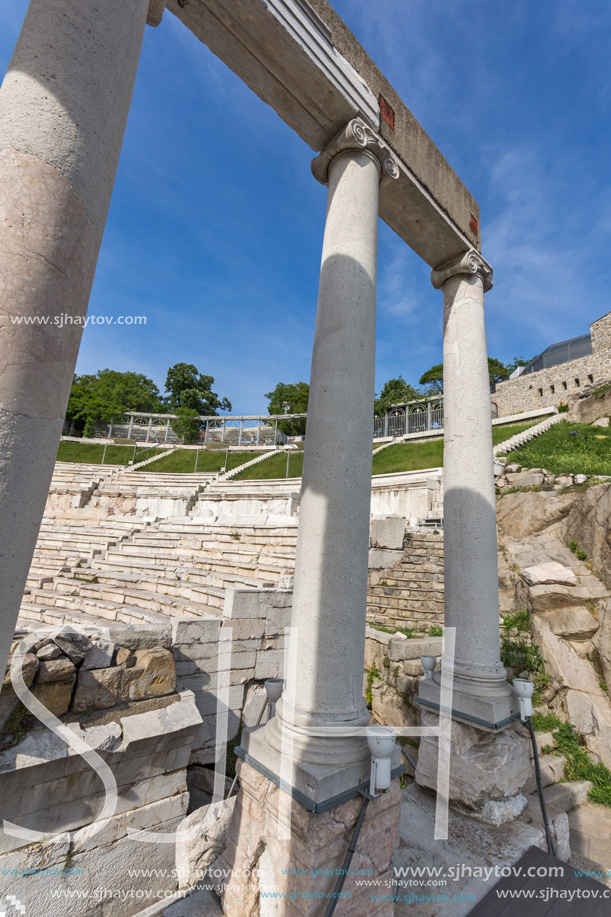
<box><xmin>125</xmin><ymin>445</ymin><xmax>174</xmax><ymax>471</ymax></box>
<box><xmin>221</xmin><ymin>449</ymin><xmax>280</xmax><ymax>481</ymax></box>
<box><xmin>494</xmin><ymin>410</ymin><xmax>564</xmax><ymax>457</ymax></box>
<box><xmin>367</xmin><ymin>530</ymin><xmax>444</xmax><ymax>630</ymax></box>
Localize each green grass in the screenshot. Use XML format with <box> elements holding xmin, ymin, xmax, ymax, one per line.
<box><xmin>231</xmin><ymin>421</ymin><xmax>539</xmax><ymax>479</ymax></box>
<box><xmin>371</xmin><ymin>422</ymin><xmax>538</xmax><ymax>476</ymax></box>
<box><xmin>553</xmin><ymin>722</ymin><xmax>611</xmax><ymax>807</ymax></box>
<box><xmin>501</xmin><ymin>609</ymin><xmax>532</xmax><ymax>633</ymax></box>
<box><xmin>57</xmin><ymin>441</ymin><xmax>157</xmax><ymax>465</ymax></box>
<box><xmin>233</xmin><ymin>451</ymin><xmax>304</xmax><ymax>480</ymax></box>
<box><xmin>138</xmin><ymin>449</ymin><xmax>256</xmax><ymax>474</ymax></box>
<box><xmin>505</xmin><ymin>421</ymin><xmax>611</xmax><ymax>476</ymax></box>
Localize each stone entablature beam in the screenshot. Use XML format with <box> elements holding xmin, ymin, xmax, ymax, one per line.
<box><xmin>167</xmin><ymin>0</ymin><xmax>480</xmax><ymax>267</ymax></box>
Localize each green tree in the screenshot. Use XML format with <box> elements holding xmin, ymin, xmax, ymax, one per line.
<box><xmin>374</xmin><ymin>376</ymin><xmax>423</xmax><ymax>416</ymax></box>
<box><xmin>170</xmin><ymin>407</ymin><xmax>202</xmax><ymax>444</ymax></box>
<box><xmin>504</xmin><ymin>355</ymin><xmax>536</xmax><ymax>377</ymax></box>
<box><xmin>165</xmin><ymin>363</ymin><xmax>231</xmax><ymax>416</ymax></box>
<box><xmin>419</xmin><ymin>364</ymin><xmax>444</xmax><ymax>394</ymax></box>
<box><xmin>488</xmin><ymin>357</ymin><xmax>511</xmax><ymax>387</ymax></box>
<box><xmin>66</xmin><ymin>378</ymin><xmax>124</xmax><ymax>438</ymax></box>
<box><xmin>419</xmin><ymin>357</ymin><xmax>535</xmax><ymax>393</ymax></box>
<box><xmin>93</xmin><ymin>369</ymin><xmax>163</xmax><ymax>412</ymax></box>
<box><xmin>65</xmin><ymin>370</ymin><xmax>163</xmax><ymax>437</ymax></box>
<box><xmin>265</xmin><ymin>381</ymin><xmax>309</xmax><ymax>436</ymax></box>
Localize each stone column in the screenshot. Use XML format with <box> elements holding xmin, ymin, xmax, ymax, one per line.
<box><xmin>245</xmin><ymin>119</ymin><xmax>399</xmax><ymax>798</ymax></box>
<box><xmin>0</xmin><ymin>0</ymin><xmax>150</xmax><ymax>680</ymax></box>
<box><xmin>418</xmin><ymin>251</ymin><xmax>514</xmax><ymax>726</ymax></box>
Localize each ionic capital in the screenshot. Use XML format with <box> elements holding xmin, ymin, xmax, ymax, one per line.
<box><xmin>147</xmin><ymin>0</ymin><xmax>167</xmax><ymax>27</ymax></box>
<box><xmin>430</xmin><ymin>249</ymin><xmax>493</xmax><ymax>293</ymax></box>
<box><xmin>311</xmin><ymin>117</ymin><xmax>400</xmax><ymax>186</ymax></box>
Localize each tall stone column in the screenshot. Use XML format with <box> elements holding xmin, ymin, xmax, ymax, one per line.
<box><xmin>245</xmin><ymin>119</ymin><xmax>399</xmax><ymax>798</ymax></box>
<box><xmin>419</xmin><ymin>251</ymin><xmax>514</xmax><ymax>726</ymax></box>
<box><xmin>0</xmin><ymin>0</ymin><xmax>151</xmax><ymax>680</ymax></box>
<box><xmin>415</xmin><ymin>252</ymin><xmax>529</xmax><ymax>820</ymax></box>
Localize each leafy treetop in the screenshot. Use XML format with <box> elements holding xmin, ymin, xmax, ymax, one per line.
<box><xmin>265</xmin><ymin>381</ymin><xmax>309</xmax><ymax>436</ymax></box>
<box><xmin>165</xmin><ymin>363</ymin><xmax>231</xmax><ymax>416</ymax></box>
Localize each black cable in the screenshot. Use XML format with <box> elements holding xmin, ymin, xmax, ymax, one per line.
<box><xmin>399</xmin><ymin>746</ymin><xmax>417</xmax><ymax>772</ymax></box>
<box><xmin>324</xmin><ymin>796</ymin><xmax>371</xmax><ymax>917</ymax></box>
<box><xmin>526</xmin><ymin>717</ymin><xmax>556</xmax><ymax>857</ymax></box>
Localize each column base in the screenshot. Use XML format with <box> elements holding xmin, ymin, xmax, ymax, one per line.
<box><xmin>415</xmin><ymin>709</ymin><xmax>531</xmax><ymax>823</ymax></box>
<box><xmin>240</xmin><ymin>719</ymin><xmax>402</xmax><ymax>806</ymax></box>
<box><xmin>417</xmin><ymin>675</ymin><xmax>518</xmax><ymax>731</ymax></box>
<box><xmin>215</xmin><ymin>759</ymin><xmax>401</xmax><ymax>917</ymax></box>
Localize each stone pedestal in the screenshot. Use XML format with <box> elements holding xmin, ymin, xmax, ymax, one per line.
<box><xmin>0</xmin><ymin>0</ymin><xmax>149</xmax><ymax>680</ymax></box>
<box><xmin>415</xmin><ymin>710</ymin><xmax>531</xmax><ymax>825</ymax></box>
<box><xmin>216</xmin><ymin>760</ymin><xmax>400</xmax><ymax>917</ymax></box>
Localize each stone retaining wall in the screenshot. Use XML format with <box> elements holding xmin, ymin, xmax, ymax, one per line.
<box><xmin>0</xmin><ymin>587</ymin><xmax>292</xmax><ymax>917</ymax></box>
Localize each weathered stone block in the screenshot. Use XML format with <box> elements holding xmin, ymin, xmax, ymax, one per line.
<box><xmin>31</xmin><ymin>677</ymin><xmax>75</xmax><ymax>717</ymax></box>
<box><xmin>53</xmin><ymin>628</ymin><xmax>94</xmax><ymax>664</ymax></box>
<box><xmin>82</xmin><ymin>639</ymin><xmax>114</xmax><ymax>670</ymax></box>
<box><xmin>371</xmin><ymin>516</ymin><xmax>406</xmax><ymax>550</ymax></box>
<box><xmin>176</xmin><ymin>797</ymin><xmax>236</xmax><ymax>888</ymax></box>
<box><xmin>522</xmin><ymin>562</ymin><xmax>577</xmax><ymax>587</ymax></box>
<box><xmin>544</xmin><ymin>607</ymin><xmax>598</xmax><ymax>640</ymax></box>
<box><xmin>171</xmin><ymin>617</ymin><xmax>222</xmax><ymax>646</ymax></box>
<box><xmin>416</xmin><ymin>711</ymin><xmax>531</xmax><ymax>816</ymax></box>
<box><xmin>36</xmin><ymin>644</ymin><xmax>62</xmax><ymax>661</ymax></box>
<box><xmin>72</xmin><ymin>667</ymin><xmax>122</xmax><ymax>712</ymax></box>
<box><xmin>129</xmin><ymin>647</ymin><xmax>176</xmax><ymax>700</ymax></box>
<box><xmin>223</xmin><ymin>587</ymin><xmax>261</xmax><ymax>619</ymax></box>
<box><xmin>115</xmin><ymin>647</ymin><xmax>134</xmax><ymax>668</ymax></box>
<box><xmin>36</xmin><ymin>657</ymin><xmax>76</xmax><ymax>684</ymax></box>
<box><xmin>2</xmin><ymin>653</ymin><xmax>39</xmax><ymax>693</ymax></box>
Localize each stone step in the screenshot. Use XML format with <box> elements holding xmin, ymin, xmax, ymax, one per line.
<box><xmin>542</xmin><ymin>781</ymin><xmax>591</xmax><ymax>812</ymax></box>
<box><xmin>523</xmin><ymin>754</ymin><xmax>566</xmax><ymax>795</ymax></box>
<box><xmin>47</xmin><ymin>578</ymin><xmax>225</xmax><ymax>612</ymax></box>
<box><xmin>17</xmin><ymin>603</ymin><xmax>111</xmax><ymax>629</ymax></box>
<box><xmin>367</xmin><ymin>595</ymin><xmax>443</xmax><ymax>611</ymax></box>
<box><xmin>369</xmin><ymin>583</ymin><xmax>443</xmax><ymax>596</ymax></box>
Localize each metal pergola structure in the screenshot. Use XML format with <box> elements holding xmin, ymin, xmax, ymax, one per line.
<box><xmin>90</xmin><ymin>412</ymin><xmax>308</xmax><ymax>446</ymax></box>
<box><xmin>81</xmin><ymin>397</ymin><xmax>451</xmax><ymax>445</ymax></box>
<box><xmin>373</xmin><ymin>396</ymin><xmax>444</xmax><ymax>439</ymax></box>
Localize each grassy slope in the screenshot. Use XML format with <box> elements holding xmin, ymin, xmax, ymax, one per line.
<box><xmin>505</xmin><ymin>421</ymin><xmax>611</xmax><ymax>476</ymax></box>
<box><xmin>135</xmin><ymin>449</ymin><xmax>256</xmax><ymax>473</ymax></box>
<box><xmin>371</xmin><ymin>421</ymin><xmax>538</xmax><ymax>476</ymax></box>
<box><xmin>56</xmin><ymin>441</ymin><xmax>158</xmax><ymax>465</ymax></box>
<box><xmin>234</xmin><ymin>451</ymin><xmax>304</xmax><ymax>480</ymax></box>
<box><xmin>233</xmin><ymin>421</ymin><xmax>538</xmax><ymax>480</ymax></box>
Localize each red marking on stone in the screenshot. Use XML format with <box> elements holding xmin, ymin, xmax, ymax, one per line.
<box><xmin>379</xmin><ymin>95</ymin><xmax>395</xmax><ymax>131</ymax></box>
<box><xmin>470</xmin><ymin>214</ymin><xmax>478</xmax><ymax>236</ymax></box>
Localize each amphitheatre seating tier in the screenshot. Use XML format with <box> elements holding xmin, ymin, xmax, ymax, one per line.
<box><xmin>19</xmin><ymin>478</ymin><xmax>298</xmax><ymax>630</ymax></box>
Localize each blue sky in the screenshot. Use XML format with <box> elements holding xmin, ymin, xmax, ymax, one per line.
<box><xmin>1</xmin><ymin>1</ymin><xmax>610</xmax><ymax>414</ymax></box>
